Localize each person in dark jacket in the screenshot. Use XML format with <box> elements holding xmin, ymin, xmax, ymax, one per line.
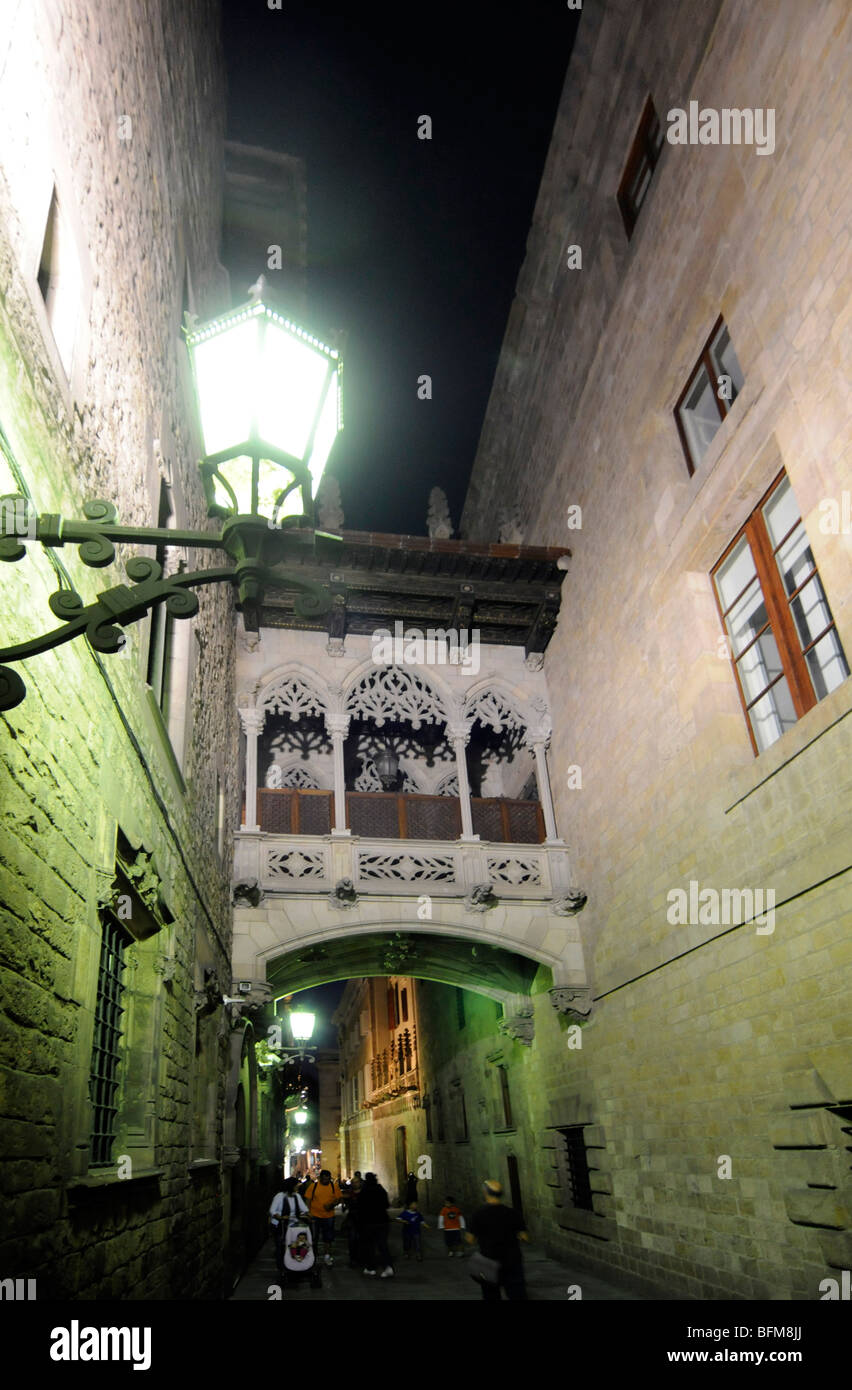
<box><xmin>404</xmin><ymin>1170</ymin><xmax>418</xmax><ymax>1205</ymax></box>
<box><xmin>358</xmin><ymin>1172</ymin><xmax>394</xmax><ymax>1278</ymax></box>
<box><xmin>465</xmin><ymin>1178</ymin><xmax>529</xmax><ymax>1300</ymax></box>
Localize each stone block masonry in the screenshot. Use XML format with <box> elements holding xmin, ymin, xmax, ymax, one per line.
<box><xmin>460</xmin><ymin>0</ymin><xmax>852</xmax><ymax>1297</ymax></box>
<box><xmin>0</xmin><ymin>1</ymin><xmax>238</xmax><ymax>1298</ymax></box>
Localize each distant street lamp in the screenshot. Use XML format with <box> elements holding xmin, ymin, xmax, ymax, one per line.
<box><xmin>294</xmin><ymin>1108</ymin><xmax>308</xmax><ymax>1126</ymax></box>
<box><xmin>0</xmin><ymin>296</ymin><xmax>343</xmax><ymax>708</ymax></box>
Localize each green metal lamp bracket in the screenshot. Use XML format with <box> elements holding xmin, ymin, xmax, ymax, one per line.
<box><xmin>0</xmin><ymin>496</ymin><xmax>334</xmax><ymax>711</ymax></box>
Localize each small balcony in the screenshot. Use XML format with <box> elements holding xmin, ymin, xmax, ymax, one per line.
<box><xmin>254</xmin><ymin>787</ymin><xmax>545</xmax><ymax>843</ymax></box>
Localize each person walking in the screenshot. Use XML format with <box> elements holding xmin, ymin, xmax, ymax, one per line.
<box><xmin>465</xmin><ymin>1178</ymin><xmax>529</xmax><ymax>1301</ymax></box>
<box><xmin>396</xmin><ymin>1200</ymin><xmax>429</xmax><ymax>1261</ymax></box>
<box><xmin>269</xmin><ymin>1176</ymin><xmax>309</xmax><ymax>1279</ymax></box>
<box><xmin>358</xmin><ymin>1171</ymin><xmax>394</xmax><ymax>1278</ymax></box>
<box><xmin>342</xmin><ymin>1173</ymin><xmax>364</xmax><ymax>1268</ymax></box>
<box><xmin>301</xmin><ymin>1169</ymin><xmax>345</xmax><ymax>1266</ymax></box>
<box><xmin>438</xmin><ymin>1195</ymin><xmax>466</xmax><ymax>1257</ymax></box>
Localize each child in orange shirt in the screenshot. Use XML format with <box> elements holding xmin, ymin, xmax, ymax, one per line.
<box><xmin>438</xmin><ymin>1195</ymin><xmax>466</xmax><ymax>1257</ymax></box>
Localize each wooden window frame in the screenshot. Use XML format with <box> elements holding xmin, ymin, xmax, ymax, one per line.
<box><xmin>675</xmin><ymin>315</ymin><xmax>739</xmax><ymax>477</ymax></box>
<box><xmin>711</xmin><ymin>470</ymin><xmax>848</xmax><ymax>756</ymax></box>
<box><xmin>617</xmin><ymin>95</ymin><xmax>664</xmax><ymax>239</ymax></box>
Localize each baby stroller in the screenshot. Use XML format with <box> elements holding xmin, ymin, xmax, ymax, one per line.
<box><xmin>282</xmin><ymin>1216</ymin><xmax>322</xmax><ymax>1291</ymax></box>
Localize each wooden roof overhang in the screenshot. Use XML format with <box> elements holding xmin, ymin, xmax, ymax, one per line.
<box><xmin>260</xmin><ymin>529</ymin><xmax>570</xmax><ymax>659</ymax></box>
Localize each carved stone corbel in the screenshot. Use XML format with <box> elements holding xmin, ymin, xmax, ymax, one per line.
<box><xmin>498</xmin><ymin>1008</ymin><xmax>535</xmax><ymax>1047</ymax></box>
<box><xmin>465</xmin><ymin>883</ymin><xmax>498</xmax><ymax>913</ymax></box>
<box><xmin>552</xmin><ymin>889</ymin><xmax>588</xmax><ymax>916</ymax></box>
<box><xmin>549</xmin><ymin>986</ymin><xmax>593</xmax><ymax>1020</ymax></box>
<box><xmin>328</xmin><ymin>877</ymin><xmax>358</xmax><ymax>909</ymax></box>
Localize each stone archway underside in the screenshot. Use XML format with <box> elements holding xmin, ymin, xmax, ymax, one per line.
<box><xmin>265</xmin><ymin>930</ymin><xmax>546</xmax><ymax>1004</ymax></box>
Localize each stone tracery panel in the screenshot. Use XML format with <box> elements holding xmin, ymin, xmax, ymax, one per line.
<box><xmin>259</xmin><ymin>673</ymin><xmax>328</xmax><ymax>722</ymax></box>
<box><xmin>345</xmin><ymin>665</ymin><xmax>448</xmax><ymax>729</ymax></box>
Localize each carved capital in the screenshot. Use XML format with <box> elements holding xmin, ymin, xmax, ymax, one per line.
<box><xmin>446</xmin><ymin>722</ymin><xmax>472</xmax><ymax>746</ymax></box>
<box><xmin>549</xmin><ymin>986</ymin><xmax>592</xmax><ymax>1020</ymax></box>
<box><xmin>524</xmin><ymin>652</ymin><xmax>544</xmax><ymax>673</ymax></box>
<box><xmin>238</xmin><ymin>707</ymin><xmax>265</xmax><ymax>735</ymax></box>
<box><xmin>326</xmin><ymin>714</ymin><xmax>351</xmax><ymax>738</ymax></box>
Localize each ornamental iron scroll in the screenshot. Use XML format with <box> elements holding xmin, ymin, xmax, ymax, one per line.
<box><xmin>0</xmin><ymin>496</ymin><xmax>336</xmax><ymax>710</ymax></box>
<box><xmin>345</xmin><ymin>665</ymin><xmax>448</xmax><ymax>729</ymax></box>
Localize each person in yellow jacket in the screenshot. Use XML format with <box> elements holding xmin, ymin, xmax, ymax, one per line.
<box><xmin>300</xmin><ymin>1169</ymin><xmax>345</xmax><ymax>1266</ymax></box>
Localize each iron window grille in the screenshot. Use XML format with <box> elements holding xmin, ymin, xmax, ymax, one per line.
<box><xmin>88</xmin><ymin>914</ymin><xmax>132</xmax><ymax>1167</ymax></box>
<box><xmin>558</xmin><ymin>1124</ymin><xmax>594</xmax><ymax>1211</ymax></box>
<box><xmin>617</xmin><ymin>96</ymin><xmax>664</xmax><ymax>239</ymax></box>
<box><xmin>675</xmin><ymin>316</ymin><xmax>744</xmax><ymax>475</ymax></box>
<box><xmin>712</xmin><ymin>471</ymin><xmax>849</xmax><ymax>754</ymax></box>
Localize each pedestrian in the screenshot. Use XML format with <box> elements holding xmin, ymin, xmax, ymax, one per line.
<box><xmin>358</xmin><ymin>1171</ymin><xmax>394</xmax><ymax>1279</ymax></box>
<box><xmin>302</xmin><ymin>1169</ymin><xmax>345</xmax><ymax>1266</ymax></box>
<box><xmin>268</xmin><ymin>1176</ymin><xmax>309</xmax><ymax>1279</ymax></box>
<box><xmin>342</xmin><ymin>1173</ymin><xmax>363</xmax><ymax>1268</ymax></box>
<box><xmin>404</xmin><ymin>1170</ymin><xmax>418</xmax><ymax>1205</ymax></box>
<box><xmin>396</xmin><ymin>1200</ymin><xmax>429</xmax><ymax>1261</ymax></box>
<box><xmin>465</xmin><ymin>1178</ymin><xmax>529</xmax><ymax>1301</ymax></box>
<box><xmin>437</xmin><ymin>1194</ymin><xmax>466</xmax><ymax>1257</ymax></box>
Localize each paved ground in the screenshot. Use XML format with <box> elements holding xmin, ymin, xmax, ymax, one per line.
<box><xmin>231</xmin><ymin>1211</ymin><xmax>647</xmax><ymax>1302</ymax></box>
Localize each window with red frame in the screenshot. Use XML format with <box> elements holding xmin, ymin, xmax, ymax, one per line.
<box><xmin>617</xmin><ymin>96</ymin><xmax>664</xmax><ymax>239</ymax></box>
<box><xmin>712</xmin><ymin>472</ymin><xmax>849</xmax><ymax>754</ymax></box>
<box><xmin>676</xmin><ymin>316</ymin><xmax>744</xmax><ymax>475</ymax></box>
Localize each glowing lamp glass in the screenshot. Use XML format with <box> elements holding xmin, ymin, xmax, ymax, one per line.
<box><xmin>186</xmin><ymin>302</ymin><xmax>342</xmax><ymax>520</ymax></box>
<box><xmin>290</xmin><ymin>1010</ymin><xmax>315</xmax><ymax>1042</ymax></box>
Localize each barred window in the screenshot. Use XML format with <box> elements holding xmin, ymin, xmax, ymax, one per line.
<box><xmin>88</xmin><ymin>915</ymin><xmax>131</xmax><ymax>1167</ymax></box>
<box><xmin>558</xmin><ymin>1124</ymin><xmax>593</xmax><ymax>1211</ymax></box>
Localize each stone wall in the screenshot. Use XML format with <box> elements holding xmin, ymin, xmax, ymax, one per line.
<box><xmin>0</xmin><ymin>0</ymin><xmax>240</xmax><ymax>1298</ymax></box>
<box><xmin>459</xmin><ymin>0</ymin><xmax>852</xmax><ymax>1297</ymax></box>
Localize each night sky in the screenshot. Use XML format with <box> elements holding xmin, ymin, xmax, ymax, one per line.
<box><xmin>221</xmin><ymin>1</ymin><xmax>578</xmax><ymax>536</ymax></box>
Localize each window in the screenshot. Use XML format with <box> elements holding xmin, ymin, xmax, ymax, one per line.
<box><xmin>713</xmin><ymin>472</ymin><xmax>849</xmax><ymax>754</ymax></box>
<box><xmin>458</xmin><ymin>1093</ymin><xmax>469</xmax><ymax>1143</ymax></box>
<box><xmin>617</xmin><ymin>96</ymin><xmax>664</xmax><ymax>239</ymax></box>
<box><xmin>436</xmin><ymin>1092</ymin><xmax>445</xmax><ymax>1142</ymax></box>
<box><xmin>558</xmin><ymin>1125</ymin><xmax>593</xmax><ymax>1211</ymax></box>
<box><xmin>37</xmin><ymin>188</ymin><xmax>82</xmax><ymax>378</ymax></box>
<box><xmin>675</xmin><ymin>317</ymin><xmax>744</xmax><ymax>474</ymax></box>
<box><xmin>499</xmin><ymin>1067</ymin><xmax>514</xmax><ymax>1129</ymax></box>
<box><xmin>455</xmin><ymin>988</ymin><xmax>465</xmax><ymax>1031</ymax></box>
<box><xmin>88</xmin><ymin>914</ymin><xmax>132</xmax><ymax>1167</ymax></box>
<box><xmin>425</xmin><ymin>1097</ymin><xmax>433</xmax><ymax>1142</ymax></box>
<box><xmin>401</xmin><ymin>988</ymin><xmax>408</xmax><ymax>1023</ymax></box>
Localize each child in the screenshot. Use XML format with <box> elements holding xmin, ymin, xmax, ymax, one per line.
<box><xmin>438</xmin><ymin>1195</ymin><xmax>466</xmax><ymax>1256</ymax></box>
<box><xmin>396</xmin><ymin>1201</ymin><xmax>429</xmax><ymax>1261</ymax></box>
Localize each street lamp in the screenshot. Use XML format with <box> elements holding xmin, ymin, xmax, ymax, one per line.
<box><xmin>293</xmin><ymin>1108</ymin><xmax>308</xmax><ymax>1126</ymax></box>
<box><xmin>0</xmin><ymin>296</ymin><xmax>343</xmax><ymax>709</ymax></box>
<box><xmin>289</xmin><ymin>1010</ymin><xmax>316</xmax><ymax>1043</ymax></box>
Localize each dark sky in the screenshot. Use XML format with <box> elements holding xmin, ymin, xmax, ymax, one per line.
<box><xmin>221</xmin><ymin>1</ymin><xmax>578</xmax><ymax>536</ymax></box>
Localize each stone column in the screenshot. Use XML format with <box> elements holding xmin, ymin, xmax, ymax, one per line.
<box><xmin>239</xmin><ymin>707</ymin><xmax>265</xmax><ymax>831</ymax></box>
<box><xmin>448</xmin><ymin>723</ymin><xmax>477</xmax><ymax>841</ymax></box>
<box><xmin>530</xmin><ymin>738</ymin><xmax>559</xmax><ymax>843</ymax></box>
<box><xmin>326</xmin><ymin>713</ymin><xmax>351</xmax><ymax>835</ymax></box>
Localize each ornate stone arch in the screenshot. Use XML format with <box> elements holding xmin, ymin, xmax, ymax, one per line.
<box><xmin>264</xmin><ymin>758</ymin><xmax>323</xmax><ymax>790</ymax></box>
<box><xmin>256</xmin><ymin>665</ymin><xmax>329</xmax><ymax>722</ymax></box>
<box><xmin>434</xmin><ymin>770</ymin><xmax>459</xmax><ymax>797</ymax></box>
<box><xmin>343</xmin><ymin>662</ymin><xmax>452</xmax><ymax>729</ymax></box>
<box><xmin>463</xmin><ymin>680</ymin><xmax>530</xmax><ymax>738</ymax></box>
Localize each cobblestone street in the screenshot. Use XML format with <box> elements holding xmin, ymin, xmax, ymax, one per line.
<box><xmin>231</xmin><ymin>1213</ymin><xmax>651</xmax><ymax>1302</ymax></box>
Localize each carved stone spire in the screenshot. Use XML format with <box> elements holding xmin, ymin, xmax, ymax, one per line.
<box><xmin>316</xmin><ymin>476</ymin><xmax>344</xmax><ymax>531</ymax></box>
<box><xmin>427</xmin><ymin>487</ymin><xmax>453</xmax><ymax>539</ymax></box>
